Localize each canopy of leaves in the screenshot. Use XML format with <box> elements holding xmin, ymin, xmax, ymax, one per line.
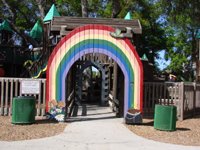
<box><xmin>159</xmin><ymin>0</ymin><xmax>200</xmax><ymax>81</ymax></box>
<box><xmin>1</xmin><ymin>0</ymin><xmax>198</xmax><ymax>80</ymax></box>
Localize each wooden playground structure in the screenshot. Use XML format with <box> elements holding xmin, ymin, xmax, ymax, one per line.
<box><xmin>1</xmin><ymin>5</ymin><xmax>199</xmax><ymax>121</ymax></box>
<box><xmin>23</xmin><ymin>4</ymin><xmax>143</xmax><ymax>119</ymax></box>
<box><xmin>44</xmin><ymin>18</ymin><xmax>143</xmax><ymax>118</ymax></box>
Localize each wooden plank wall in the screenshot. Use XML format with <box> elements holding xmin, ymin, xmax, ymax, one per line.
<box><xmin>183</xmin><ymin>83</ymin><xmax>200</xmax><ymax>119</ymax></box>
<box><xmin>50</xmin><ymin>17</ymin><xmax>142</xmax><ymax>34</ymax></box>
<box><xmin>0</xmin><ymin>78</ymin><xmax>46</xmax><ymax>116</ymax></box>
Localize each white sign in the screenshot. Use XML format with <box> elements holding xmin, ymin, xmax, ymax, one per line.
<box><xmin>21</xmin><ymin>80</ymin><xmax>40</xmax><ymax>94</ymax></box>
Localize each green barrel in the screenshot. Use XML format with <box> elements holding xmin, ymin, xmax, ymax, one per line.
<box><xmin>12</xmin><ymin>96</ymin><xmax>36</xmax><ymax>124</ymax></box>
<box><xmin>154</xmin><ymin>104</ymin><xmax>177</xmax><ymax>131</ymax></box>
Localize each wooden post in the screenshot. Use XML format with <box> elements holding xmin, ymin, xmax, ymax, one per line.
<box><xmin>5</xmin><ymin>79</ymin><xmax>8</xmax><ymax>115</ymax></box>
<box><xmin>148</xmin><ymin>83</ymin><xmax>151</xmax><ymax>113</ymax></box>
<box><xmin>42</xmin><ymin>80</ymin><xmax>46</xmax><ymax>116</ymax></box>
<box><xmin>152</xmin><ymin>83</ymin><xmax>155</xmax><ymax>114</ymax></box>
<box><xmin>89</xmin><ymin>66</ymin><xmax>94</xmax><ymax>101</ymax></box>
<box><xmin>143</xmin><ymin>83</ymin><xmax>147</xmax><ymax>115</ymax></box>
<box><xmin>37</xmin><ymin>80</ymin><xmax>42</xmax><ymax>116</ymax></box>
<box><xmin>179</xmin><ymin>82</ymin><xmax>184</xmax><ymax>121</ymax></box>
<box><xmin>193</xmin><ymin>82</ymin><xmax>196</xmax><ymax>116</ymax></box>
<box><xmin>0</xmin><ymin>79</ymin><xmax>4</xmax><ymax>115</ymax></box>
<box><xmin>112</xmin><ymin>62</ymin><xmax>118</xmax><ymax>107</ymax></box>
<box><xmin>9</xmin><ymin>79</ymin><xmax>13</xmax><ymax>116</ymax></box>
<box><xmin>163</xmin><ymin>83</ymin><xmax>167</xmax><ymax>105</ymax></box>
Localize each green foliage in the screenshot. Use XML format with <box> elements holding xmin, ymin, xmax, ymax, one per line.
<box><xmin>2</xmin><ymin>0</ymin><xmax>198</xmax><ymax>81</ymax></box>
<box><xmin>130</xmin><ymin>0</ymin><xmax>167</xmax><ymax>66</ymax></box>
<box><xmin>159</xmin><ymin>0</ymin><xmax>200</xmax><ymax>81</ymax></box>
<box><xmin>56</xmin><ymin>0</ymin><xmax>82</xmax><ymax>16</ymax></box>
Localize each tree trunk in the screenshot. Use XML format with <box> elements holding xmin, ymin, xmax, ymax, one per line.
<box><xmin>35</xmin><ymin>0</ymin><xmax>45</xmax><ymax>19</ymax></box>
<box><xmin>81</xmin><ymin>0</ymin><xmax>88</xmax><ymax>17</ymax></box>
<box><xmin>112</xmin><ymin>0</ymin><xmax>121</xmax><ymax>18</ymax></box>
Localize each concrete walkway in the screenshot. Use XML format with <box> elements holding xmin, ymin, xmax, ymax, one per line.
<box><xmin>0</xmin><ymin>105</ymin><xmax>200</xmax><ymax>150</ymax></box>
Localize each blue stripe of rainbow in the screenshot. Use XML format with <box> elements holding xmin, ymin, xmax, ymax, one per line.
<box><xmin>46</xmin><ymin>25</ymin><xmax>143</xmax><ymax>115</ymax></box>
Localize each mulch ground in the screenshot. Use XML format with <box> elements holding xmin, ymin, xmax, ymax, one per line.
<box><xmin>0</xmin><ymin>116</ymin><xmax>67</xmax><ymax>141</ymax></box>
<box><xmin>126</xmin><ymin>115</ymin><xmax>200</xmax><ymax>146</ymax></box>
<box><xmin>0</xmin><ymin>115</ymin><xmax>200</xmax><ymax>146</ymax></box>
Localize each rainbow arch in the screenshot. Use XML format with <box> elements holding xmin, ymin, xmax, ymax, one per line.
<box><xmin>46</xmin><ymin>24</ymin><xmax>143</xmax><ymax>115</ymax></box>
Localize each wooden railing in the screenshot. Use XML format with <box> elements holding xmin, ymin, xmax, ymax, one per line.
<box><xmin>183</xmin><ymin>83</ymin><xmax>200</xmax><ymax>120</ymax></box>
<box><xmin>0</xmin><ymin>78</ymin><xmax>46</xmax><ymax>116</ymax></box>
<box><xmin>143</xmin><ymin>82</ymin><xmax>200</xmax><ymax>120</ymax></box>
<box><xmin>1</xmin><ymin>78</ymin><xmax>200</xmax><ymax>120</ymax></box>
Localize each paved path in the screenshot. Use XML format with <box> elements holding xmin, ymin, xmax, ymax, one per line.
<box><xmin>0</xmin><ymin>105</ymin><xmax>200</xmax><ymax>150</ymax></box>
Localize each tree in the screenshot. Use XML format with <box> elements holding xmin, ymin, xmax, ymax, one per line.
<box><xmin>131</xmin><ymin>0</ymin><xmax>167</xmax><ymax>63</ymax></box>
<box><xmin>0</xmin><ymin>0</ymin><xmax>53</xmax><ymax>46</ymax></box>
<box><xmin>0</xmin><ymin>0</ymin><xmax>169</xmax><ymax>76</ymax></box>
<box><xmin>34</xmin><ymin>0</ymin><xmax>45</xmax><ymax>20</ymax></box>
<box><xmin>111</xmin><ymin>0</ymin><xmax>121</xmax><ymax>18</ymax></box>
<box><xmin>160</xmin><ymin>0</ymin><xmax>200</xmax><ymax>81</ymax></box>
<box><xmin>81</xmin><ymin>0</ymin><xmax>88</xmax><ymax>17</ymax></box>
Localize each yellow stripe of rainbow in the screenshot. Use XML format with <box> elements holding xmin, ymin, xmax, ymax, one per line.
<box><xmin>46</xmin><ymin>25</ymin><xmax>143</xmax><ymax>114</ymax></box>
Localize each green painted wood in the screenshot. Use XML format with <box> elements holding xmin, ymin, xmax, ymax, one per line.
<box><xmin>0</xmin><ymin>20</ymin><xmax>12</xmax><ymax>32</ymax></box>
<box><xmin>30</xmin><ymin>20</ymin><xmax>43</xmax><ymax>41</ymax></box>
<box><xmin>43</xmin><ymin>4</ymin><xmax>60</xmax><ymax>22</ymax></box>
<box><xmin>124</xmin><ymin>12</ymin><xmax>132</xmax><ymax>20</ymax></box>
<box><xmin>141</xmin><ymin>54</ymin><xmax>148</xmax><ymax>61</ymax></box>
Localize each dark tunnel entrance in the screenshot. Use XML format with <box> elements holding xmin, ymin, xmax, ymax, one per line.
<box><xmin>65</xmin><ymin>54</ymin><xmax>124</xmax><ymax>119</ymax></box>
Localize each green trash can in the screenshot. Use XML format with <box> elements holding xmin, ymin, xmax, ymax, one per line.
<box><xmin>154</xmin><ymin>104</ymin><xmax>177</xmax><ymax>131</ymax></box>
<box><xmin>12</xmin><ymin>96</ymin><xmax>36</xmax><ymax>124</ymax></box>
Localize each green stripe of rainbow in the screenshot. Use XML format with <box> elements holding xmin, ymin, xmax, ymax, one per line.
<box><xmin>46</xmin><ymin>25</ymin><xmax>143</xmax><ymax>114</ymax></box>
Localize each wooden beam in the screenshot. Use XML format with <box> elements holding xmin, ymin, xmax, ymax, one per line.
<box><xmin>50</xmin><ymin>16</ymin><xmax>142</xmax><ymax>34</ymax></box>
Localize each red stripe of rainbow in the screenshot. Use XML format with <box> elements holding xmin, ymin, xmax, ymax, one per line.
<box><xmin>46</xmin><ymin>25</ymin><xmax>143</xmax><ymax>115</ymax></box>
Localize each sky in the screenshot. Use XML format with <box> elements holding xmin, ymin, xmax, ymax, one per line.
<box><xmin>155</xmin><ymin>50</ymin><xmax>170</xmax><ymax>70</ymax></box>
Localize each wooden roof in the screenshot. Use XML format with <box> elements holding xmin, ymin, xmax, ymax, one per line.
<box><xmin>43</xmin><ymin>4</ymin><xmax>60</xmax><ymax>22</ymax></box>
<box><xmin>50</xmin><ymin>16</ymin><xmax>142</xmax><ymax>34</ymax></box>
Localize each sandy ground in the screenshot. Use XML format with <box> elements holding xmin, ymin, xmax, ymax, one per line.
<box><xmin>126</xmin><ymin>115</ymin><xmax>200</xmax><ymax>146</ymax></box>
<box><xmin>0</xmin><ymin>116</ymin><xmax>67</xmax><ymax>141</ymax></box>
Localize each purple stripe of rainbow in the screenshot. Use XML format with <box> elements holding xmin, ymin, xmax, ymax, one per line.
<box><xmin>46</xmin><ymin>25</ymin><xmax>143</xmax><ymax>114</ymax></box>
<box><xmin>55</xmin><ymin>39</ymin><xmax>134</xmax><ymax>111</ymax></box>
<box><xmin>60</xmin><ymin>48</ymin><xmax>129</xmax><ymax>114</ymax></box>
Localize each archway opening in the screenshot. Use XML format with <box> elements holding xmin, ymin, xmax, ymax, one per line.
<box><xmin>46</xmin><ymin>24</ymin><xmax>143</xmax><ymax>121</ymax></box>
<box><xmin>82</xmin><ymin>66</ymin><xmax>102</xmax><ymax>104</ymax></box>
<box><xmin>64</xmin><ymin>53</ymin><xmax>125</xmax><ymax>118</ymax></box>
